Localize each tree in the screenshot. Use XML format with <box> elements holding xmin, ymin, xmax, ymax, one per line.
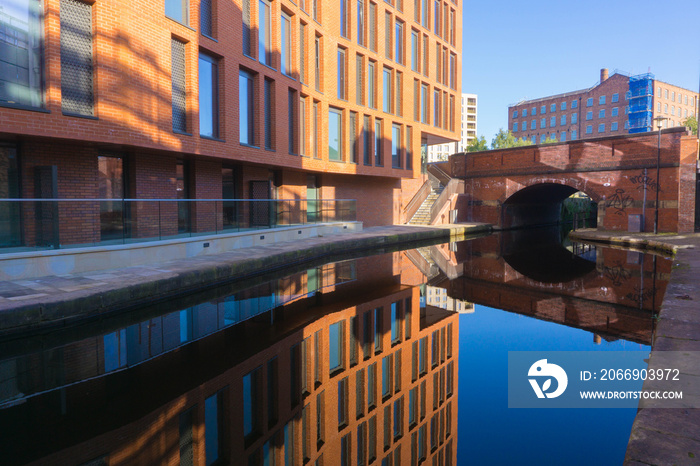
<box><xmin>491</xmin><ymin>129</ymin><xmax>531</xmax><ymax>150</ymax></box>
<box><xmin>542</xmin><ymin>135</ymin><xmax>559</xmax><ymax>144</ymax></box>
<box><xmin>683</xmin><ymin>115</ymin><xmax>698</xmax><ymax>135</ymax></box>
<box><xmin>466</xmin><ymin>135</ymin><xmax>489</xmax><ymax>152</ymax></box>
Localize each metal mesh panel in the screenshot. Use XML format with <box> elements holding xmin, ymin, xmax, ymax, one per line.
<box><xmin>200</xmin><ymin>0</ymin><xmax>212</xmax><ymax>37</ymax></box>
<box><xmin>171</xmin><ymin>38</ymin><xmax>187</xmax><ymax>132</ymax></box>
<box><xmin>299</xmin><ymin>23</ymin><xmax>305</xmax><ymax>84</ymax></box>
<box><xmin>242</xmin><ymin>0</ymin><xmax>251</xmax><ymax>55</ymax></box>
<box><xmin>264</xmin><ymin>79</ymin><xmax>272</xmax><ymax>149</ymax></box>
<box><xmin>60</xmin><ymin>0</ymin><xmax>93</xmax><ymax>116</ymax></box>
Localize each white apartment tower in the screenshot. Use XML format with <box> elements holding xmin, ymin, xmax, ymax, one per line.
<box><xmin>427</xmin><ymin>93</ymin><xmax>478</xmax><ymax>162</ymax></box>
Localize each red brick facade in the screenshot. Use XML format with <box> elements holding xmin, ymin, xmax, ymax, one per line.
<box><xmin>0</xmin><ymin>0</ymin><xmax>463</xmax><ymax>244</ymax></box>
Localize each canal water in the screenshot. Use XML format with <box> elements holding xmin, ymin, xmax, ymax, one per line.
<box><xmin>0</xmin><ymin>228</ymin><xmax>671</xmax><ymax>465</ymax></box>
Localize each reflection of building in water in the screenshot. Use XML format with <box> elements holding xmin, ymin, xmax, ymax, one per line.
<box><xmin>425</xmin><ymin>285</ymin><xmax>474</xmax><ymax>313</ymax></box>
<box><xmin>1</xmin><ymin>253</ymin><xmax>458</xmax><ymax>466</ymax></box>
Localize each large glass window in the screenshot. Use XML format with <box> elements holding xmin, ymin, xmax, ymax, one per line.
<box><xmin>374</xmin><ymin>120</ymin><xmax>382</xmax><ymax>166</ymax></box>
<box><xmin>199</xmin><ymin>54</ymin><xmax>218</xmax><ymax>138</ymax></box>
<box><xmin>357</xmin><ymin>0</ymin><xmax>365</xmax><ymax>46</ymax></box>
<box><xmin>420</xmin><ymin>84</ymin><xmax>427</xmax><ymax>123</ymax></box>
<box><xmin>281</xmin><ymin>13</ymin><xmax>291</xmax><ymax>76</ymax></box>
<box><xmin>259</xmin><ymin>0</ymin><xmax>271</xmax><ymax>66</ymax></box>
<box><xmin>205</xmin><ymin>391</ymin><xmax>223</xmax><ymax>466</ymax></box>
<box><xmin>411</xmin><ymin>31</ymin><xmax>418</xmax><ymax>71</ymax></box>
<box><xmin>98</xmin><ymin>155</ymin><xmax>125</xmax><ymax>241</ymax></box>
<box><xmin>395</xmin><ymin>20</ymin><xmax>403</xmax><ymax>65</ymax></box>
<box><xmin>165</xmin><ymin>0</ymin><xmax>188</xmax><ymax>24</ymax></box>
<box><xmin>243</xmin><ymin>367</ymin><xmax>262</xmax><ymax>440</ymax></box>
<box><xmin>329</xmin><ymin>108</ymin><xmax>343</xmax><ymax>161</ymax></box>
<box><xmin>239</xmin><ymin>70</ymin><xmax>254</xmax><ymax>145</ymax></box>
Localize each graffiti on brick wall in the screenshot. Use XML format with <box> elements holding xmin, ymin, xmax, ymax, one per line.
<box><xmin>606</xmin><ymin>189</ymin><xmax>634</xmax><ymax>216</ymax></box>
<box><xmin>625</xmin><ymin>286</ymin><xmax>655</xmax><ymax>304</ymax></box>
<box><xmin>629</xmin><ymin>172</ymin><xmax>661</xmax><ymax>192</ymax></box>
<box><xmin>603</xmin><ymin>262</ymin><xmax>631</xmax><ymax>286</ymax></box>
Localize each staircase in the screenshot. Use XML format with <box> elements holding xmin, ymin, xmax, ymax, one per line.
<box><xmin>408</xmin><ymin>182</ymin><xmax>444</xmax><ymax>225</ymax></box>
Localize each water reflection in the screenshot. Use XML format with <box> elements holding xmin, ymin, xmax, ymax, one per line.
<box><xmin>0</xmin><ymin>228</ymin><xmax>673</xmax><ymax>465</ymax></box>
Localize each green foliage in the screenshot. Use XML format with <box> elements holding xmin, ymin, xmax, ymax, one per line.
<box><xmin>683</xmin><ymin>115</ymin><xmax>698</xmax><ymax>135</ymax></box>
<box><xmin>542</xmin><ymin>135</ymin><xmax>559</xmax><ymax>144</ymax></box>
<box><xmin>466</xmin><ymin>135</ymin><xmax>489</xmax><ymax>152</ymax></box>
<box><xmin>490</xmin><ymin>129</ymin><xmax>531</xmax><ymax>150</ymax></box>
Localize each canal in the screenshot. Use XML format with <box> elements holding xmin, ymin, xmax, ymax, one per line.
<box><xmin>0</xmin><ymin>227</ymin><xmax>671</xmax><ymax>465</ymax></box>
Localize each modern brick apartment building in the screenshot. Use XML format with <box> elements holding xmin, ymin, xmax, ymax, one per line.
<box><xmin>508</xmin><ymin>69</ymin><xmax>699</xmax><ymax>144</ymax></box>
<box><xmin>0</xmin><ymin>0</ymin><xmax>462</xmax><ymax>248</ymax></box>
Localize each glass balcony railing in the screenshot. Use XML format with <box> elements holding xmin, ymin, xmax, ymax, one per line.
<box><xmin>0</xmin><ymin>198</ymin><xmax>357</xmax><ymax>252</ymax></box>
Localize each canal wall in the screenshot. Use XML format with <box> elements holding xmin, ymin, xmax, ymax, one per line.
<box><xmin>570</xmin><ymin>229</ymin><xmax>700</xmax><ymax>465</ymax></box>
<box><xmin>0</xmin><ymin>223</ymin><xmax>491</xmax><ymax>337</ymax></box>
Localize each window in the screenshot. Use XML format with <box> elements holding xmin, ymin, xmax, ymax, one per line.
<box><xmin>586</xmin><ymin>98</ymin><xmax>593</xmax><ymax>107</ymax></box>
<box><xmin>421</xmin><ymin>0</ymin><xmax>428</xmax><ymax>27</ymax></box>
<box><xmin>199</xmin><ymin>54</ymin><xmax>219</xmax><ymax>138</ymax></box>
<box><xmin>664</xmin><ymin>104</ymin><xmax>668</xmax><ymax>114</ymax></box>
<box><xmin>433</xmin><ymin>89</ymin><xmax>440</xmax><ymax>127</ymax></box>
<box><xmin>586</xmin><ymin>125</ymin><xmax>592</xmax><ymax>134</ymax></box>
<box><xmin>540</xmin><ymin>118</ymin><xmax>545</xmax><ymax>129</ymax></box>
<box><xmin>422</xmin><ymin>34</ymin><xmax>428</xmax><ymax>77</ymax></box>
<box><xmin>611</xmin><ymin>121</ymin><xmax>618</xmax><ymax>131</ymax></box>
<box><xmin>541</xmin><ymin>105</ymin><xmax>546</xmax><ymax>114</ymax></box>
<box><xmin>539</xmin><ymin>134</ymin><xmax>545</xmax><ymax>143</ymax></box>
<box><xmin>329</xmin><ymin>108</ymin><xmax>343</xmax><ymax>161</ymax></box>
<box><xmin>313</xmin><ymin>101</ymin><xmax>319</xmax><ymax>158</ymax></box>
<box><xmin>205</xmin><ymin>391</ymin><xmax>224</xmax><ymax>465</ymax></box>
<box><xmin>421</xmin><ymin>84</ymin><xmax>428</xmax><ymax>123</ymax></box>
<box><xmin>411</xmin><ymin>31</ymin><xmax>419</xmax><ymax>71</ymax></box>
<box><xmin>571</xmin><ymin>129</ymin><xmax>577</xmax><ymax>140</ymax></box>
<box><xmin>550</xmin><ymin>116</ymin><xmax>555</xmax><ymax>127</ymax></box>
<box><xmin>598</xmin><ymin>109</ymin><xmax>605</xmax><ymax>118</ymax></box>
<box><xmin>350</xmin><ymin>112</ymin><xmax>359</xmax><ymax>163</ymax></box>
<box><xmin>363</xmin><ymin>115</ymin><xmax>371</xmax><ymax>165</ymax></box>
<box><xmin>299</xmin><ymin>97</ymin><xmax>306</xmax><ymax>155</ymax></box>
<box><xmin>572</xmin><ymin>100</ymin><xmax>578</xmax><ymax>109</ymax></box>
<box><xmin>358</xmin><ymin>0</ymin><xmax>365</xmax><ymax>46</ymax></box>
<box><xmin>165</xmin><ymin>0</ymin><xmax>188</xmax><ymax>24</ymax></box>
<box><xmin>672</xmin><ymin>91</ymin><xmax>675</xmax><ymax>101</ymax></box>
<box><xmin>560</xmin><ymin>114</ymin><xmax>566</xmax><ymax>126</ymax></box>
<box><xmin>392</xmin><ymin>124</ymin><xmax>401</xmax><ymax>168</ymax></box>
<box><xmin>382</xmin><ymin>355</ymin><xmax>392</xmax><ymax>398</ymax></box>
<box><xmin>180</xmin><ymin>408</ymin><xmax>195</xmax><ymax>465</ymax></box>
<box><xmin>664</xmin><ymin>89</ymin><xmax>668</xmax><ymax>99</ymax></box>
<box><xmin>586</xmin><ymin>111</ymin><xmax>592</xmax><ymax>121</ymax></box>
<box><xmin>395</xmin><ymin>21</ymin><xmax>404</xmax><ymax>65</ymax></box>
<box><xmin>561</xmin><ymin>102</ymin><xmax>567</xmax><ymax>111</ymax></box>
<box><xmin>393</xmin><ymin>397</ymin><xmax>403</xmax><ymax>440</ymax></box>
<box><xmin>356</xmin><ymin>56</ymin><xmax>363</xmax><ymax>105</ymax></box>
<box><xmin>611</xmin><ymin>107</ymin><xmax>619</xmax><ymax>117</ymax></box>
<box><xmin>521</xmin><ymin>121</ymin><xmax>527</xmax><ymax>131</ymax></box>
<box><xmin>598</xmin><ymin>123</ymin><xmax>605</xmax><ymax>133</ymax></box>
<box><xmin>433</xmin><ymin>0</ymin><xmax>440</xmax><ymax>34</ymax></box>
<box><xmin>374</xmin><ymin>120</ymin><xmax>383</xmax><ymax>165</ymax></box>
<box><xmin>259</xmin><ymin>0</ymin><xmax>272</xmax><ymax>66</ymax></box>
<box><xmin>369</xmin><ymin>2</ymin><xmax>377</xmax><ymax>51</ymax></box>
<box><xmin>338</xmin><ymin>48</ymin><xmax>347</xmax><ymax>100</ymax></box>
<box><xmin>383</xmin><ymin>67</ymin><xmax>392</xmax><ymax>113</ymax></box>
<box><xmin>671</xmin><ymin>106</ymin><xmax>675</xmax><ymax>116</ymax></box>
<box><xmin>299</xmin><ymin>23</ymin><xmax>306</xmax><ymax>83</ymax></box>
<box><xmin>368</xmin><ymin>363</ymin><xmax>377</xmax><ymax>408</ymax></box>
<box><xmin>572</xmin><ymin>113</ymin><xmax>577</xmax><ymax>124</ymax></box>
<box><xmin>201</xmin><ymin>0</ymin><xmax>213</xmax><ymax>37</ymax></box>
<box><xmin>243</xmin><ymin>0</ymin><xmax>252</xmax><ymax>55</ymax></box>
<box><xmin>612</xmin><ymin>93</ymin><xmax>619</xmax><ymax>103</ymax></box>
<box><xmin>61</xmin><ymin>0</ymin><xmax>93</xmax><ymax>116</ymax></box>
<box><xmin>522</xmin><ymin>108</ymin><xmax>527</xmax><ymax>117</ymax></box>
<box><xmin>264</xmin><ymin>78</ymin><xmax>273</xmax><ymax>149</ymax></box>
<box><xmin>366</xmin><ymin>61</ymin><xmax>377</xmax><ymax>108</ymax></box>
<box><xmin>356</xmin><ymin>370</ymin><xmax>365</xmax><ymax>419</ymax></box>
<box><xmin>513</xmin><ymin>122</ymin><xmax>518</xmax><ymax>132</ymax></box>
<box><xmin>531</xmin><ymin>106</ymin><xmax>536</xmax><ymax>115</ymax></box>
<box><xmin>531</xmin><ymin>119</ymin><xmax>535</xmax><ymax>129</ymax></box>
<box><xmin>512</xmin><ymin>110</ymin><xmax>518</xmax><ymax>119</ymax></box>
<box><xmin>314</xmin><ymin>36</ymin><xmax>321</xmax><ymax>91</ymax></box>
<box><xmin>243</xmin><ymin>367</ymin><xmax>262</xmax><ymax>440</ymax></box>
<box><xmin>171</xmin><ymin>39</ymin><xmax>187</xmax><ymax>133</ymax></box>
<box><xmin>599</xmin><ymin>95</ymin><xmax>606</xmax><ymax>105</ymax></box>
<box><xmin>281</xmin><ymin>13</ymin><xmax>292</xmax><ymax>76</ymax></box>
<box><xmin>396</xmin><ymin>72</ymin><xmax>403</xmax><ymax>116</ymax></box>
<box><xmin>338</xmin><ymin>378</ymin><xmax>349</xmax><ymax>427</ymax></box>
<box><xmin>288</xmin><ymin>89</ymin><xmax>296</xmax><ymax>153</ymax></box>
<box><xmin>550</xmin><ymin>103</ymin><xmax>555</xmax><ymax>112</ymax></box>
<box><xmin>560</xmin><ymin>131</ymin><xmax>566</xmax><ymax>142</ymax></box>
<box><xmin>239</xmin><ymin>71</ymin><xmax>254</xmax><ymax>145</ymax></box>
<box><xmin>340</xmin><ymin>0</ymin><xmax>348</xmax><ymax>37</ymax></box>
<box><xmin>385</xmin><ymin>12</ymin><xmax>392</xmax><ymax>59</ymax></box>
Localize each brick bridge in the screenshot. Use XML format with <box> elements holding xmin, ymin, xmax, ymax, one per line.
<box><xmin>447</xmin><ymin>127</ymin><xmax>697</xmax><ymax>232</ymax></box>
<box><xmin>426</xmin><ymin>231</ymin><xmax>672</xmax><ymax>345</ymax></box>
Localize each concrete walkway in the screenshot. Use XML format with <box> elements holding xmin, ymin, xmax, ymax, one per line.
<box><xmin>570</xmin><ymin>229</ymin><xmax>700</xmax><ymax>465</ymax></box>
<box><xmin>0</xmin><ymin>223</ymin><xmax>490</xmax><ymax>337</ymax></box>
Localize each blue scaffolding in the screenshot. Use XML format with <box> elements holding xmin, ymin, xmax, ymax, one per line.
<box><xmin>628</xmin><ymin>73</ymin><xmax>654</xmax><ymax>133</ymax></box>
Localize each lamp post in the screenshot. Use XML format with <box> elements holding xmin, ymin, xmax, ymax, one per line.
<box><xmin>653</xmin><ymin>116</ymin><xmax>668</xmax><ymax>234</ymax></box>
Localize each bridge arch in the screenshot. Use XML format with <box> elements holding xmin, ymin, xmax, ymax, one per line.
<box><xmin>502</xmin><ymin>181</ymin><xmax>599</xmax><ymax>229</ymax></box>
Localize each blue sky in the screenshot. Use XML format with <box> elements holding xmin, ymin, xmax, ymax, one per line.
<box><xmin>463</xmin><ymin>0</ymin><xmax>700</xmax><ymax>144</ymax></box>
